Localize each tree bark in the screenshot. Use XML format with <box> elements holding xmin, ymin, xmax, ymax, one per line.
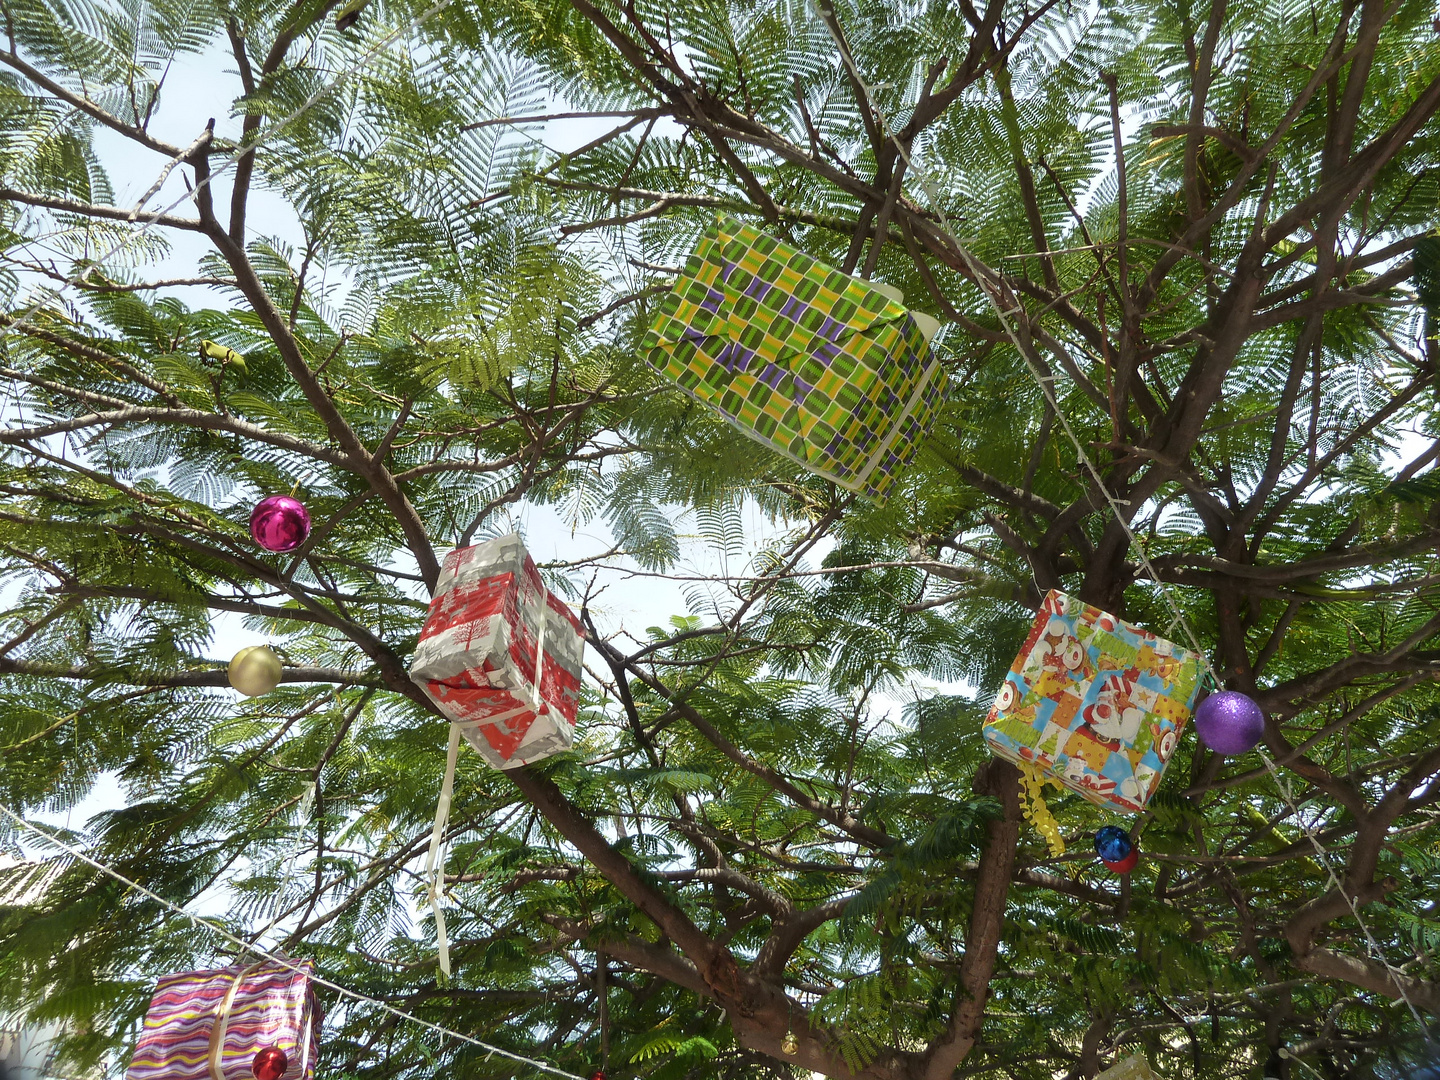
<box><xmin>917</xmin><ymin>759</ymin><xmax>1023</xmax><ymax>1079</ymax></box>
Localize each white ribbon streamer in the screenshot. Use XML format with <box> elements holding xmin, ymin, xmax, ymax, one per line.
<box><xmin>424</xmin><ymin>600</ymin><xmax>550</xmax><ymax>978</ymax></box>
<box><xmin>424</xmin><ymin>721</ymin><xmax>462</xmax><ymax>981</ymax></box>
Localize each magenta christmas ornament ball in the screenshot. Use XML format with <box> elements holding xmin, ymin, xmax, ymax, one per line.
<box><xmin>250</xmin><ymin>495</ymin><xmax>310</xmax><ymax>553</ymax></box>
<box><xmin>1194</xmin><ymin>690</ymin><xmax>1265</xmax><ymax>755</ymax></box>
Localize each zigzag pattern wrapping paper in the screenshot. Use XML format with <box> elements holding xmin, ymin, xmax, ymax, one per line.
<box><xmin>640</xmin><ymin>215</ymin><xmax>948</xmax><ymax>501</ymax></box>
<box><xmin>409</xmin><ymin>533</ymin><xmax>584</xmax><ymax>768</ymax></box>
<box><xmin>126</xmin><ymin>961</ymin><xmax>318</xmax><ymax>1080</ymax></box>
<box><xmin>983</xmin><ymin>590</ymin><xmax>1203</xmax><ymax>814</ymax></box>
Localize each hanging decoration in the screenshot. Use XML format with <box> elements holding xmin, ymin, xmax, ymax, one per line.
<box><xmin>126</xmin><ymin>960</ymin><xmax>319</xmax><ymax>1080</ymax></box>
<box><xmin>1193</xmin><ymin>690</ymin><xmax>1266</xmax><ymax>755</ymax></box>
<box><xmin>251</xmin><ymin>1048</ymin><xmax>288</xmax><ymax>1080</ymax></box>
<box><xmin>410</xmin><ymin>534</ymin><xmax>585</xmax><ymax>979</ymax></box>
<box><xmin>1018</xmin><ymin>760</ymin><xmax>1067</xmax><ymax>857</ymax></box>
<box><xmin>983</xmin><ymin>590</ymin><xmax>1203</xmax><ymax>814</ymax></box>
<box><xmin>4</xmin><ymin>802</ymin><xmax>605</xmax><ymax>1080</ymax></box>
<box><xmin>409</xmin><ymin>534</ymin><xmax>585</xmax><ymax>769</ymax></box>
<box><xmin>1096</xmin><ymin>1054</ymin><xmax>1163</xmax><ymax>1079</ymax></box>
<box><xmin>228</xmin><ymin>646</ymin><xmax>284</xmax><ymax>698</ymax></box>
<box><xmin>1093</xmin><ymin>825</ymin><xmax>1139</xmax><ymax>874</ymax></box>
<box><xmin>640</xmin><ymin>214</ymin><xmax>948</xmax><ymax>502</ymax></box>
<box><xmin>250</xmin><ymin>495</ymin><xmax>311</xmax><ymax>553</ymax></box>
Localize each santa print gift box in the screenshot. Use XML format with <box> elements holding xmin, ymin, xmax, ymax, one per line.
<box><xmin>409</xmin><ymin>533</ymin><xmax>584</xmax><ymax>768</ymax></box>
<box><xmin>983</xmin><ymin>590</ymin><xmax>1203</xmax><ymax>814</ymax></box>
<box><xmin>126</xmin><ymin>960</ymin><xmax>319</xmax><ymax>1080</ymax></box>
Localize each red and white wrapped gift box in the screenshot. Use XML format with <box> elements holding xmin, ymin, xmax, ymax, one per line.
<box><xmin>410</xmin><ymin>534</ymin><xmax>584</xmax><ymax>769</ymax></box>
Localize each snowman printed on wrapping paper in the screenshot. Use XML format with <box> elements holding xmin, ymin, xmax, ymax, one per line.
<box><xmin>1116</xmin><ymin>762</ymin><xmax>1159</xmax><ymax>806</ymax></box>
<box><xmin>995</xmin><ymin>677</ymin><xmax>1021</xmax><ymax>714</ymax></box>
<box><xmin>1055</xmin><ymin>753</ymin><xmax>1089</xmax><ymax>787</ymax></box>
<box><xmin>1032</xmin><ymin>617</ymin><xmax>1094</xmax><ymax>689</ymax></box>
<box><xmin>1080</xmin><ymin>671</ymin><xmax>1145</xmax><ymax>750</ymax></box>
<box><xmin>1139</xmin><ymin>635</ymin><xmax>1182</xmax><ymax>684</ymax></box>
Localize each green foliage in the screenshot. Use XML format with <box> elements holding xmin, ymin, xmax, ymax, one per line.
<box><xmin>1</xmin><ymin>0</ymin><xmax>1439</xmax><ymax>1077</ymax></box>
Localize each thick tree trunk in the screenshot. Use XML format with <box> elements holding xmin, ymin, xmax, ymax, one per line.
<box><xmin>915</xmin><ymin>759</ymin><xmax>1023</xmax><ymax>1080</ymax></box>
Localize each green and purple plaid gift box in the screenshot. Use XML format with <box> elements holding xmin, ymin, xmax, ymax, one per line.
<box><xmin>640</xmin><ymin>216</ymin><xmax>948</xmax><ymax>501</ymax></box>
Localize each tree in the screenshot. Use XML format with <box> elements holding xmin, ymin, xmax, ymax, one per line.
<box><xmin>1</xmin><ymin>0</ymin><xmax>1439</xmax><ymax>1076</ymax></box>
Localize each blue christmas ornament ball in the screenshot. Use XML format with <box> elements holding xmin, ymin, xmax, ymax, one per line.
<box><xmin>1094</xmin><ymin>825</ymin><xmax>1133</xmax><ymax>864</ymax></box>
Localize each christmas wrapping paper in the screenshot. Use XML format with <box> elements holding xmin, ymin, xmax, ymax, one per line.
<box><xmin>126</xmin><ymin>960</ymin><xmax>319</xmax><ymax>1080</ymax></box>
<box><xmin>983</xmin><ymin>590</ymin><xmax>1202</xmax><ymax>814</ymax></box>
<box><xmin>640</xmin><ymin>215</ymin><xmax>948</xmax><ymax>501</ymax></box>
<box><xmin>410</xmin><ymin>534</ymin><xmax>584</xmax><ymax>768</ymax></box>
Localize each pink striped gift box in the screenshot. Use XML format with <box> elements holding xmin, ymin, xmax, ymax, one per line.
<box><xmin>126</xmin><ymin>960</ymin><xmax>319</xmax><ymax>1080</ymax></box>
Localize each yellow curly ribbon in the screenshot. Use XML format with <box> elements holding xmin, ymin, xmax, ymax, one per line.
<box><xmin>1017</xmin><ymin>761</ymin><xmax>1066</xmax><ymax>858</ymax></box>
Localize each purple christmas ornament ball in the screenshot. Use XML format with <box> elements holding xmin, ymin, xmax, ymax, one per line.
<box><xmin>250</xmin><ymin>494</ymin><xmax>311</xmax><ymax>553</ymax></box>
<box><xmin>1194</xmin><ymin>690</ymin><xmax>1266</xmax><ymax>755</ymax></box>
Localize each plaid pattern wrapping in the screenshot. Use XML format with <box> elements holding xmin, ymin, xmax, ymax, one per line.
<box><xmin>127</xmin><ymin>961</ymin><xmax>319</xmax><ymax>1080</ymax></box>
<box><xmin>983</xmin><ymin>591</ymin><xmax>1202</xmax><ymax>814</ymax></box>
<box><xmin>640</xmin><ymin>216</ymin><xmax>948</xmax><ymax>501</ymax></box>
<box><xmin>410</xmin><ymin>534</ymin><xmax>584</xmax><ymax>768</ymax></box>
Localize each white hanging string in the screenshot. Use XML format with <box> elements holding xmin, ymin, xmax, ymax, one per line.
<box><xmin>809</xmin><ymin>0</ymin><xmax>1433</xmax><ymax>1037</ymax></box>
<box><xmin>0</xmin><ymin>0</ymin><xmax>453</xmax><ymax>351</ymax></box>
<box><xmin>0</xmin><ymin>803</ymin><xmax>588</xmax><ymax>1080</ymax></box>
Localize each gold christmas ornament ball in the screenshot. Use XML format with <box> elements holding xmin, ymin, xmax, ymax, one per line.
<box><xmin>780</xmin><ymin>1032</ymin><xmax>799</xmax><ymax>1055</ymax></box>
<box><xmin>228</xmin><ymin>646</ymin><xmax>284</xmax><ymax>697</ymax></box>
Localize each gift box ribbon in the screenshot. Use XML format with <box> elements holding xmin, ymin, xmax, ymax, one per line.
<box><xmin>204</xmin><ymin>961</ymin><xmax>312</xmax><ymax>1080</ymax></box>
<box><xmin>424</xmin><ymin>614</ymin><xmax>548</xmax><ymax>980</ymax></box>
<box><xmin>206</xmin><ymin>962</ymin><xmax>261</xmax><ymax>1080</ymax></box>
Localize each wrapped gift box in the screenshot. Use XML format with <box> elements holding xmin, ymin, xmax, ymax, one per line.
<box><xmin>410</xmin><ymin>534</ymin><xmax>584</xmax><ymax>768</ymax></box>
<box><xmin>127</xmin><ymin>960</ymin><xmax>319</xmax><ymax>1080</ymax></box>
<box><xmin>640</xmin><ymin>215</ymin><xmax>948</xmax><ymax>501</ymax></box>
<box><xmin>983</xmin><ymin>590</ymin><xmax>1202</xmax><ymax>814</ymax></box>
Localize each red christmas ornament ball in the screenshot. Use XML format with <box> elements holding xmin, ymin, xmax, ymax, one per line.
<box><xmin>588</xmin><ymin>1072</ymin><xmax>606</xmax><ymax>1080</ymax></box>
<box><xmin>252</xmin><ymin>1047</ymin><xmax>289</xmax><ymax>1080</ymax></box>
<box><xmin>1101</xmin><ymin>848</ymin><xmax>1140</xmax><ymax>874</ymax></box>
